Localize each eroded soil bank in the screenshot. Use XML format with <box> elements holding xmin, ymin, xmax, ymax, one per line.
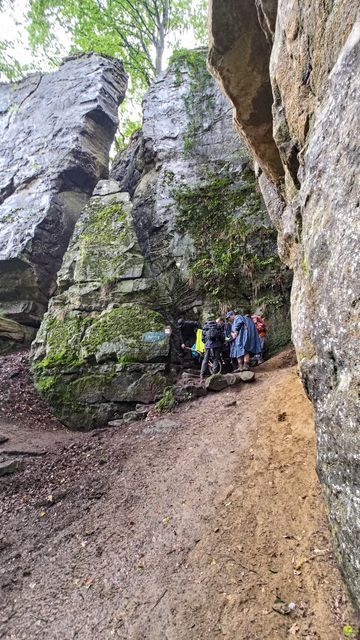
<box><xmin>0</xmin><ymin>349</ymin><xmax>358</xmax><ymax>639</ymax></box>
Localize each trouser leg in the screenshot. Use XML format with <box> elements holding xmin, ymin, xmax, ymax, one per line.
<box><xmin>237</xmin><ymin>356</ymin><xmax>244</xmax><ymax>371</ymax></box>
<box><xmin>258</xmin><ymin>337</ymin><xmax>265</xmax><ymax>363</ymax></box>
<box><xmin>200</xmin><ymin>348</ymin><xmax>210</xmax><ymax>378</ymax></box>
<box><xmin>212</xmin><ymin>347</ymin><xmax>221</xmax><ymax>374</ymax></box>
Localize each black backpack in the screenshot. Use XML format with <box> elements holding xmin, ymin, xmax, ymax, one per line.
<box><xmin>205</xmin><ymin>323</ymin><xmax>221</xmax><ymax>343</ymax></box>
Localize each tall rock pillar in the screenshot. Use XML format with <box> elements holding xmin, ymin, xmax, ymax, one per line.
<box><xmin>0</xmin><ymin>53</ymin><xmax>127</xmax><ymax>352</ymax></box>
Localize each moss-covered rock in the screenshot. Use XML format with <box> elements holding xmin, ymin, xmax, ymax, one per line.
<box><xmin>32</xmin><ymin>304</ymin><xmax>170</xmax><ymax>430</ymax></box>
<box><xmin>81</xmin><ymin>306</ymin><xmax>168</xmax><ymax>364</ymax></box>
<box><xmin>173</xmin><ymin>169</ymin><xmax>292</xmax><ymax>347</ymax></box>
<box><xmin>58</xmin><ymin>188</ymin><xmax>147</xmax><ymax>298</ymax></box>
<box><xmin>31</xmin><ymin>181</ymin><xmax>170</xmax><ymax>430</ymax></box>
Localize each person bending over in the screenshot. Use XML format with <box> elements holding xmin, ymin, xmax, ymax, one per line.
<box><xmin>200</xmin><ymin>318</ymin><xmax>225</xmax><ymax>381</ymax></box>
<box><xmin>226</xmin><ymin>310</ymin><xmax>261</xmax><ymax>371</ymax></box>
<box><xmin>177</xmin><ymin>318</ymin><xmax>199</xmax><ymax>350</ymax></box>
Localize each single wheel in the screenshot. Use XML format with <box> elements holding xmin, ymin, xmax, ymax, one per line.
<box><xmin>209</xmin><ymin>359</ymin><xmax>222</xmax><ymax>375</ymax></box>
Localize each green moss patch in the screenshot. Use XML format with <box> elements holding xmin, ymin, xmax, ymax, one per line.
<box><xmin>169</xmin><ymin>48</ymin><xmax>214</xmax><ymax>153</ymax></box>
<box><xmin>74</xmin><ymin>199</ymin><xmax>143</xmax><ymax>286</ymax></box>
<box><xmin>173</xmin><ymin>169</ymin><xmax>291</xmax><ymax>308</ymax></box>
<box><xmin>81</xmin><ymin>305</ymin><xmax>164</xmax><ymax>355</ymax></box>
<box><xmin>77</xmin><ymin>202</ymin><xmax>127</xmax><ymax>247</ymax></box>
<box><xmin>33</xmin><ymin>314</ymin><xmax>91</xmax><ymax>373</ymax></box>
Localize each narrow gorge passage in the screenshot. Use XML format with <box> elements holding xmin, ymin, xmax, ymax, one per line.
<box><xmin>0</xmin><ymin>350</ymin><xmax>357</xmax><ymax>639</ymax></box>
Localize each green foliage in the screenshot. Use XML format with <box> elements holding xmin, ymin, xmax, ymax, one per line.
<box><xmin>0</xmin><ymin>39</ymin><xmax>30</xmax><ymax>81</ymax></box>
<box><xmin>24</xmin><ymin>0</ymin><xmax>208</xmax><ymax>97</ymax></box>
<box><xmin>156</xmin><ymin>386</ymin><xmax>177</xmax><ymax>413</ymax></box>
<box><xmin>115</xmin><ymin>111</ymin><xmax>141</xmax><ymax>151</ymax></box>
<box><xmin>169</xmin><ymin>47</ymin><xmax>207</xmax><ymax>82</ymax></box>
<box><xmin>173</xmin><ymin>168</ymin><xmax>291</xmax><ymax>308</ymax></box>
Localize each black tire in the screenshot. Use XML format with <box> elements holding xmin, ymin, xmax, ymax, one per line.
<box><xmin>209</xmin><ymin>359</ymin><xmax>222</xmax><ymax>375</ymax></box>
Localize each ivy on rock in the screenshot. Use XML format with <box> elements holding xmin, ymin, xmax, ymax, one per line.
<box><xmin>173</xmin><ymin>167</ymin><xmax>290</xmax><ymax>310</ymax></box>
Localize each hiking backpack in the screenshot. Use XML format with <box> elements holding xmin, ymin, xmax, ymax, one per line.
<box><xmin>205</xmin><ymin>323</ymin><xmax>222</xmax><ymax>343</ymax></box>
<box><xmin>252</xmin><ymin>315</ymin><xmax>267</xmax><ymax>335</ymax></box>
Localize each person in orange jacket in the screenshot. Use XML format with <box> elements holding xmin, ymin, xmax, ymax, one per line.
<box><xmin>251</xmin><ymin>313</ymin><xmax>267</xmax><ymax>364</ymax></box>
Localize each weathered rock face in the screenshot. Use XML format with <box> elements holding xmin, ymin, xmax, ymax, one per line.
<box><xmin>209</xmin><ymin>2</ymin><xmax>360</xmax><ymax>606</ymax></box>
<box><xmin>113</xmin><ymin>49</ymin><xmax>250</xmax><ymax>318</ymax></box>
<box><xmin>207</xmin><ymin>0</ymin><xmax>283</xmax><ymax>183</ymax></box>
<box><xmin>112</xmin><ymin>50</ymin><xmax>291</xmax><ymax>335</ymax></box>
<box><xmin>0</xmin><ymin>53</ymin><xmax>127</xmax><ymax>353</ymax></box>
<box><xmin>270</xmin><ymin>1</ymin><xmax>358</xmax><ymax>199</ymax></box>
<box><xmin>32</xmin><ymin>181</ymin><xmax>170</xmax><ymax>430</ymax></box>
<box><xmin>34</xmin><ymin>50</ymin><xmax>291</xmax><ymax>429</ymax></box>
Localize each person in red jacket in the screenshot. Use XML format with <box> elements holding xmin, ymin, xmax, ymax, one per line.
<box><xmin>251</xmin><ymin>313</ymin><xmax>267</xmax><ymax>364</ymax></box>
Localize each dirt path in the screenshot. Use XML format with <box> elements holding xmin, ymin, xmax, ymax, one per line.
<box><xmin>0</xmin><ymin>350</ymin><xmax>358</xmax><ymax>639</ymax></box>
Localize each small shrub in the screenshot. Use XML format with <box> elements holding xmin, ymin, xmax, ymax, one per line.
<box><xmin>156</xmin><ymin>386</ymin><xmax>177</xmax><ymax>413</ymax></box>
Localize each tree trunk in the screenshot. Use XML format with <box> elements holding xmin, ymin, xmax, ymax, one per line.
<box><xmin>154</xmin><ymin>0</ymin><xmax>169</xmax><ymax>75</ymax></box>
<box><xmin>155</xmin><ymin>26</ymin><xmax>165</xmax><ymax>74</ymax></box>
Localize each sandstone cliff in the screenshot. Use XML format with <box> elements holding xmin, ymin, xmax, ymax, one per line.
<box><xmin>208</xmin><ymin>1</ymin><xmax>360</xmax><ymax>606</ymax></box>
<box><xmin>33</xmin><ymin>50</ymin><xmax>291</xmax><ymax>429</ymax></box>
<box><xmin>0</xmin><ymin>53</ymin><xmax>127</xmax><ymax>353</ymax></box>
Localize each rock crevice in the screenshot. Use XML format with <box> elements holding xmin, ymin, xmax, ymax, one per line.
<box><xmin>208</xmin><ymin>1</ymin><xmax>360</xmax><ymax>606</ymax></box>
<box><xmin>0</xmin><ymin>53</ymin><xmax>128</xmax><ymax>352</ymax></box>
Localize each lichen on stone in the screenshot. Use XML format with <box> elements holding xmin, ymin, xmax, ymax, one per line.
<box><xmin>173</xmin><ymin>167</ymin><xmax>291</xmax><ymax>324</ymax></box>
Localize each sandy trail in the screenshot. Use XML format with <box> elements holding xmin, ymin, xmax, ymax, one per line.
<box><xmin>0</xmin><ymin>350</ymin><xmax>358</xmax><ymax>639</ymax></box>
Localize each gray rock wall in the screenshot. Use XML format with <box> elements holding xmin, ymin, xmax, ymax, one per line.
<box><xmin>208</xmin><ymin>1</ymin><xmax>360</xmax><ymax>606</ymax></box>
<box><xmin>33</xmin><ymin>50</ymin><xmax>291</xmax><ymax>430</ymax></box>
<box><xmin>0</xmin><ymin>53</ymin><xmax>127</xmax><ymax>352</ymax></box>
<box><xmin>112</xmin><ymin>49</ymin><xmax>247</xmax><ymax>318</ymax></box>
<box><xmin>112</xmin><ymin>50</ymin><xmax>291</xmax><ymax>329</ymax></box>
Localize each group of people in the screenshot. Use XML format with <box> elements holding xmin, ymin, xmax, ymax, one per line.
<box><xmin>177</xmin><ymin>311</ymin><xmax>267</xmax><ymax>380</ymax></box>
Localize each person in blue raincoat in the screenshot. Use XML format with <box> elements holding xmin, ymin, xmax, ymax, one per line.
<box><xmin>226</xmin><ymin>310</ymin><xmax>262</xmax><ymax>371</ymax></box>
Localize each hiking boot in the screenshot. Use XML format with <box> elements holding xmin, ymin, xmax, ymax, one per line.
<box><xmin>243</xmin><ymin>363</ymin><xmax>250</xmax><ymax>371</ymax></box>
<box><xmin>233</xmin><ymin>364</ymin><xmax>243</xmax><ymax>373</ymax></box>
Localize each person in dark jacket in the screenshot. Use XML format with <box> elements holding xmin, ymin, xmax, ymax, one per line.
<box><xmin>216</xmin><ymin>317</ymin><xmax>232</xmax><ymax>340</ymax></box>
<box><xmin>177</xmin><ymin>318</ymin><xmax>199</xmax><ymax>350</ymax></box>
<box><xmin>217</xmin><ymin>317</ymin><xmax>233</xmax><ymax>369</ymax></box>
<box><xmin>200</xmin><ymin>318</ymin><xmax>225</xmax><ymax>380</ymax></box>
